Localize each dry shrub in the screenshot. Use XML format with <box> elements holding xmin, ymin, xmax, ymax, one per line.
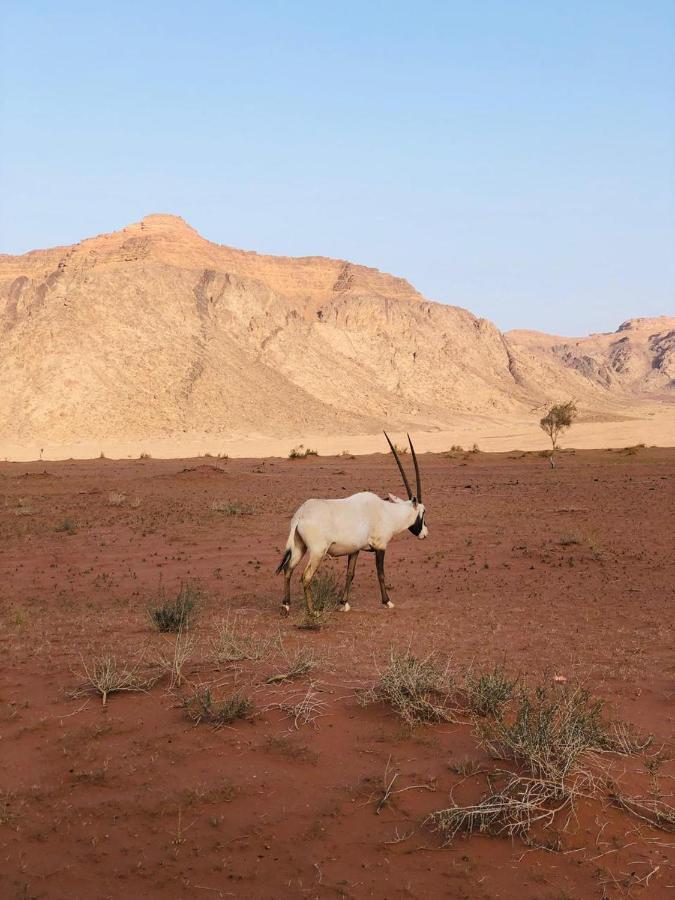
<box><xmin>212</xmin><ymin>613</ymin><xmax>281</xmax><ymax>663</ymax></box>
<box><xmin>297</xmin><ymin>569</ymin><xmax>342</xmax><ymax>629</ymax></box>
<box><xmin>288</xmin><ymin>445</ymin><xmax>319</xmax><ymax>459</ymax></box>
<box><xmin>359</xmin><ymin>648</ymin><xmax>455</xmax><ymax>728</ymax></box>
<box><xmin>463</xmin><ymin>664</ymin><xmax>518</xmax><ymax>718</ymax></box>
<box><xmin>150</xmin><ymin>581</ymin><xmax>202</xmax><ymax>632</ymax></box>
<box><xmin>155</xmin><ymin>628</ymin><xmax>197</xmax><ymax>689</ymax></box>
<box><xmin>182</xmin><ymin>686</ymin><xmax>252</xmax><ymax>727</ymax></box>
<box><xmin>108</xmin><ymin>491</ymin><xmax>126</xmax><ymax>507</ymax></box>
<box><xmin>265</xmin><ymin>647</ymin><xmax>316</xmax><ymax>684</ymax></box>
<box><xmin>72</xmin><ymin>653</ymin><xmax>157</xmax><ymax>706</ymax></box>
<box><xmin>427</xmin><ymin>682</ymin><xmax>655</xmax><ymax>845</ymax></box>
<box><xmin>210</xmin><ymin>499</ymin><xmax>254</xmax><ymax>516</ymax></box>
<box><xmin>280</xmin><ymin>682</ymin><xmax>327</xmax><ymax>729</ymax></box>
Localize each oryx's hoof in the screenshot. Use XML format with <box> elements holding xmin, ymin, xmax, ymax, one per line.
<box><xmin>281</xmin><ymin>603</ymin><xmax>290</xmax><ymax>616</ymax></box>
<box><xmin>384</xmin><ymin>600</ymin><xmax>395</xmax><ymax>609</ymax></box>
<box><xmin>339</xmin><ymin>602</ymin><xmax>351</xmax><ymax>612</ymax></box>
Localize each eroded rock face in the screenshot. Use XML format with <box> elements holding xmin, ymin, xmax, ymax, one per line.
<box><xmin>0</xmin><ymin>214</ymin><xmax>673</xmax><ymax>445</ymax></box>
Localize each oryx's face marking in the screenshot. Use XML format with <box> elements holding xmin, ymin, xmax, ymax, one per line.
<box><xmin>408</xmin><ymin>501</ymin><xmax>428</xmax><ymax>539</ymax></box>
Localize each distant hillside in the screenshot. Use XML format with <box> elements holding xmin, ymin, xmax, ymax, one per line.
<box><xmin>1</xmin><ymin>214</ymin><xmax>672</xmax><ymax>449</ymax></box>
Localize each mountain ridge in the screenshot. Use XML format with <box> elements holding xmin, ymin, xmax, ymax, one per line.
<box><xmin>1</xmin><ymin>214</ymin><xmax>672</xmax><ymax>453</ymax></box>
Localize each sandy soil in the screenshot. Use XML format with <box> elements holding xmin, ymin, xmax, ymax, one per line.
<box><xmin>1</xmin><ymin>404</ymin><xmax>674</xmax><ymax>462</ymax></box>
<box><xmin>0</xmin><ymin>449</ymin><xmax>673</xmax><ymax>899</ymax></box>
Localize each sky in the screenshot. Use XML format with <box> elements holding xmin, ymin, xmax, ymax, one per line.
<box><xmin>1</xmin><ymin>1</ymin><xmax>673</xmax><ymax>335</ymax></box>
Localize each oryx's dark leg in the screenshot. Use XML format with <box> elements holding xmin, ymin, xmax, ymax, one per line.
<box><xmin>375</xmin><ymin>549</ymin><xmax>394</xmax><ymax>608</ymax></box>
<box><xmin>280</xmin><ymin>531</ymin><xmax>306</xmax><ymax>616</ymax></box>
<box><xmin>340</xmin><ymin>551</ymin><xmax>359</xmax><ymax>611</ymax></box>
<box><xmin>282</xmin><ymin>568</ymin><xmax>292</xmax><ymax>615</ymax></box>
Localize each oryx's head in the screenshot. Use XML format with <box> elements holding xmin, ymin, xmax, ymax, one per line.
<box><xmin>384</xmin><ymin>432</ymin><xmax>428</xmax><ymax>540</ymax></box>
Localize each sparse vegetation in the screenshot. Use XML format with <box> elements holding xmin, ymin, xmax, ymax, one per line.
<box><xmin>265</xmin><ymin>647</ymin><xmax>316</xmax><ymax>684</ymax></box>
<box><xmin>359</xmin><ymin>648</ymin><xmax>455</xmax><ymax>728</ymax></box>
<box><xmin>210</xmin><ymin>499</ymin><xmax>254</xmax><ymax>516</ymax></box>
<box><xmin>558</xmin><ymin>531</ymin><xmax>581</xmax><ymax>546</ymax></box>
<box><xmin>297</xmin><ymin>569</ymin><xmax>342</xmax><ymax>629</ymax></box>
<box><xmin>211</xmin><ymin>613</ymin><xmax>281</xmax><ymax>662</ymax></box>
<box><xmin>139</xmin><ymin>452</ymin><xmax>152</xmax><ymax>459</ymax></box>
<box><xmin>72</xmin><ymin>653</ymin><xmax>157</xmax><ymax>706</ymax></box>
<box><xmin>463</xmin><ymin>664</ymin><xmax>518</xmax><ymax>717</ymax></box>
<box><xmin>108</xmin><ymin>491</ymin><xmax>126</xmax><ymax>506</ymax></box>
<box><xmin>54</xmin><ymin>518</ymin><xmax>77</xmax><ymax>534</ymax></box>
<box><xmin>155</xmin><ymin>627</ymin><xmax>197</xmax><ymax>688</ymax></box>
<box><xmin>280</xmin><ymin>682</ymin><xmax>328</xmax><ymax>729</ymax></box>
<box><xmin>182</xmin><ymin>686</ymin><xmax>252</xmax><ymax>727</ymax></box>
<box><xmin>288</xmin><ymin>445</ymin><xmax>319</xmax><ymax>459</ymax></box>
<box><xmin>427</xmin><ymin>681</ymin><xmax>656</xmax><ymax>845</ymax></box>
<box><xmin>539</xmin><ymin>401</ymin><xmax>577</xmax><ymax>467</ymax></box>
<box><xmin>149</xmin><ymin>581</ymin><xmax>202</xmax><ymax>632</ymax></box>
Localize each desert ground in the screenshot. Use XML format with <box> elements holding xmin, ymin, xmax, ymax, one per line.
<box><xmin>0</xmin><ymin>447</ymin><xmax>673</xmax><ymax>899</ymax></box>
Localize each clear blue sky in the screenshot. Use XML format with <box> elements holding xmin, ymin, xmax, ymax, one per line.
<box><xmin>1</xmin><ymin>1</ymin><xmax>673</xmax><ymax>334</ymax></box>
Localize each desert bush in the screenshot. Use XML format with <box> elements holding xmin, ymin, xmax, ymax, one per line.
<box><xmin>72</xmin><ymin>653</ymin><xmax>157</xmax><ymax>707</ymax></box>
<box><xmin>359</xmin><ymin>648</ymin><xmax>455</xmax><ymax>728</ymax></box>
<box><xmin>212</xmin><ymin>613</ymin><xmax>281</xmax><ymax>663</ymax></box>
<box><xmin>288</xmin><ymin>445</ymin><xmax>318</xmax><ymax>459</ymax></box>
<box><xmin>471</xmin><ymin>443</ymin><xmax>480</xmax><ymax>453</ymax></box>
<box><xmin>150</xmin><ymin>581</ymin><xmax>202</xmax><ymax>632</ymax></box>
<box><xmin>139</xmin><ymin>452</ymin><xmax>152</xmax><ymax>459</ymax></box>
<box><xmin>108</xmin><ymin>491</ymin><xmax>126</xmax><ymax>507</ymax></box>
<box><xmin>427</xmin><ymin>682</ymin><xmax>653</xmax><ymax>845</ymax></box>
<box><xmin>182</xmin><ymin>686</ymin><xmax>252</xmax><ymax>727</ymax></box>
<box><xmin>210</xmin><ymin>499</ymin><xmax>253</xmax><ymax>516</ymax></box>
<box><xmin>463</xmin><ymin>664</ymin><xmax>518</xmax><ymax>717</ymax></box>
<box><xmin>54</xmin><ymin>518</ymin><xmax>77</xmax><ymax>535</ymax></box>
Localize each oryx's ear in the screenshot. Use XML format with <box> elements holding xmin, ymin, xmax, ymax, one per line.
<box><xmin>387</xmin><ymin>493</ymin><xmax>404</xmax><ymax>503</ymax></box>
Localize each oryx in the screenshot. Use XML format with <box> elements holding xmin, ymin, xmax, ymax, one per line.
<box><xmin>276</xmin><ymin>433</ymin><xmax>427</xmax><ymax>615</ymax></box>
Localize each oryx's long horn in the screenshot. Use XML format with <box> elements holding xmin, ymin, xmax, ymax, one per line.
<box><xmin>383</xmin><ymin>431</ymin><xmax>413</xmax><ymax>500</ymax></box>
<box><xmin>407</xmin><ymin>433</ymin><xmax>422</xmax><ymax>502</ymax></box>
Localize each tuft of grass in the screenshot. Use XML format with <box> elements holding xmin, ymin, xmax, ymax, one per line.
<box><xmin>182</xmin><ymin>687</ymin><xmax>252</xmax><ymax>727</ymax></box>
<box><xmin>155</xmin><ymin>627</ymin><xmax>197</xmax><ymax>689</ymax></box>
<box><xmin>108</xmin><ymin>491</ymin><xmax>126</xmax><ymax>506</ymax></box>
<box><xmin>297</xmin><ymin>569</ymin><xmax>342</xmax><ymax>629</ymax></box>
<box><xmin>72</xmin><ymin>653</ymin><xmax>157</xmax><ymax>707</ymax></box>
<box><xmin>54</xmin><ymin>518</ymin><xmax>77</xmax><ymax>535</ymax></box>
<box><xmin>211</xmin><ymin>613</ymin><xmax>281</xmax><ymax>663</ymax></box>
<box><xmin>210</xmin><ymin>499</ymin><xmax>254</xmax><ymax>516</ymax></box>
<box><xmin>558</xmin><ymin>531</ymin><xmax>582</xmax><ymax>546</ymax></box>
<box><xmin>265</xmin><ymin>647</ymin><xmax>316</xmax><ymax>684</ymax></box>
<box><xmin>359</xmin><ymin>648</ymin><xmax>455</xmax><ymax>728</ymax></box>
<box><xmin>149</xmin><ymin>581</ymin><xmax>202</xmax><ymax>633</ymax></box>
<box><xmin>139</xmin><ymin>452</ymin><xmax>152</xmax><ymax>459</ymax></box>
<box><xmin>463</xmin><ymin>664</ymin><xmax>518</xmax><ymax>717</ymax></box>
<box><xmin>288</xmin><ymin>445</ymin><xmax>319</xmax><ymax>459</ymax></box>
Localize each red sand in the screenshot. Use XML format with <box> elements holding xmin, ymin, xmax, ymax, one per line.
<box><xmin>1</xmin><ymin>449</ymin><xmax>673</xmax><ymax>898</ymax></box>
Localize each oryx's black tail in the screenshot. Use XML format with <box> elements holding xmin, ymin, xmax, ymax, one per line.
<box><xmin>275</xmin><ymin>548</ymin><xmax>292</xmax><ymax>575</ymax></box>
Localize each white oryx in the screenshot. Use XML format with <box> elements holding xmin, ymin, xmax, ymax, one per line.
<box><xmin>276</xmin><ymin>433</ymin><xmax>427</xmax><ymax>615</ymax></box>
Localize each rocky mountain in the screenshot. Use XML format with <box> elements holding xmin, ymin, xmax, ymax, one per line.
<box><xmin>1</xmin><ymin>214</ymin><xmax>672</xmax><ymax>451</ymax></box>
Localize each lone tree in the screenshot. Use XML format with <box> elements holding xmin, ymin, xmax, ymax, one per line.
<box><xmin>539</xmin><ymin>401</ymin><xmax>577</xmax><ymax>467</ymax></box>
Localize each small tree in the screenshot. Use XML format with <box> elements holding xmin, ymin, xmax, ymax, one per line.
<box><xmin>539</xmin><ymin>401</ymin><xmax>577</xmax><ymax>467</ymax></box>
